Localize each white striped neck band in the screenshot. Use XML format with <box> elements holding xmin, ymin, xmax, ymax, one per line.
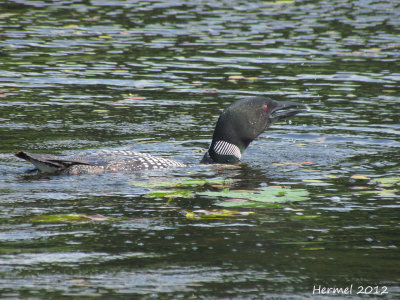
<box><xmin>212</xmin><ymin>140</ymin><xmax>241</xmax><ymax>159</ymax></box>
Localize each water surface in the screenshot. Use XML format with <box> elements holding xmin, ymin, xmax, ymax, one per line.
<box><xmin>1</xmin><ymin>0</ymin><xmax>399</xmax><ymax>299</ymax></box>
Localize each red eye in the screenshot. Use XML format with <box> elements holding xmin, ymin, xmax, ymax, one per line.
<box><xmin>264</xmin><ymin>105</ymin><xmax>268</xmax><ymax>112</ymax></box>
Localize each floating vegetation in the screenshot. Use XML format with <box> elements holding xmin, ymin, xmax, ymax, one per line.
<box><xmin>263</xmin><ymin>0</ymin><xmax>295</xmax><ymax>5</ymax></box>
<box><xmin>134</xmin><ymin>178</ymin><xmax>235</xmax><ymax>199</ymax></box>
<box><xmin>144</xmin><ymin>190</ymin><xmax>194</xmax><ymax>199</ymax></box>
<box><xmin>351</xmin><ymin>175</ymin><xmax>370</xmax><ymax>180</ymax></box>
<box><xmin>134</xmin><ymin>177</ymin><xmax>310</xmax><ymax>208</ymax></box>
<box><xmin>371</xmin><ymin>177</ymin><xmax>400</xmax><ymax>187</ymax></box>
<box><xmin>228</xmin><ymin>75</ymin><xmax>260</xmax><ymax>82</ymax></box>
<box><xmin>31</xmin><ymin>214</ymin><xmax>110</xmax><ymax>223</ymax></box>
<box><xmin>198</xmin><ymin>186</ymin><xmax>309</xmax><ymax>208</ymax></box>
<box><xmin>360</xmin><ymin>190</ymin><xmax>398</xmax><ymax>197</ymax></box>
<box><xmin>184</xmin><ymin>209</ymin><xmax>255</xmax><ymax>220</ymax></box>
<box><xmin>133</xmin><ymin>178</ymin><xmax>235</xmax><ymax>189</ymax></box>
<box><xmin>354</xmin><ymin>176</ymin><xmax>400</xmax><ymax>197</ymax></box>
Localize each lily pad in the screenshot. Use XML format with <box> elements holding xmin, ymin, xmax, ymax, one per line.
<box><xmin>324</xmin><ymin>174</ymin><xmax>339</xmax><ymax>179</ymax></box>
<box><xmin>360</xmin><ymin>190</ymin><xmax>399</xmax><ymax>197</ymax></box>
<box><xmin>216</xmin><ymin>198</ymin><xmax>285</xmax><ymax>208</ymax></box>
<box><xmin>144</xmin><ymin>190</ymin><xmax>194</xmax><ymax>199</ymax></box>
<box><xmin>300</xmin><ymin>247</ymin><xmax>325</xmax><ymax>251</ymax></box>
<box><xmin>185</xmin><ymin>209</ymin><xmax>255</xmax><ymax>220</ymax></box>
<box><xmin>228</xmin><ymin>75</ymin><xmax>245</xmax><ymax>80</ymax></box>
<box><xmin>0</xmin><ymin>13</ymin><xmax>18</xmax><ymax>18</ymax></box>
<box><xmin>198</xmin><ymin>186</ymin><xmax>309</xmax><ymax>208</ymax></box>
<box><xmin>133</xmin><ymin>178</ymin><xmax>234</xmax><ymax>189</ymax></box>
<box><xmin>351</xmin><ymin>175</ymin><xmax>370</xmax><ymax>180</ymax></box>
<box><xmin>31</xmin><ymin>214</ymin><xmax>109</xmax><ymax>223</ymax></box>
<box><xmin>302</xmin><ymin>179</ymin><xmax>324</xmax><ymax>183</ymax></box>
<box><xmin>371</xmin><ymin>177</ymin><xmax>400</xmax><ymax>187</ymax></box>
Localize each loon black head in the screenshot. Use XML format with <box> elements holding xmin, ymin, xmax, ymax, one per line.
<box><xmin>201</xmin><ymin>97</ymin><xmax>309</xmax><ymax>164</ymax></box>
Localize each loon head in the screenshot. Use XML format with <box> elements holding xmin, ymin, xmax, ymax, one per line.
<box><xmin>201</xmin><ymin>97</ymin><xmax>309</xmax><ymax>164</ymax></box>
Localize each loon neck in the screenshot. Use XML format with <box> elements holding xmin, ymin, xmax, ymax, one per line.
<box><xmin>201</xmin><ymin>140</ymin><xmax>243</xmax><ymax>164</ymax></box>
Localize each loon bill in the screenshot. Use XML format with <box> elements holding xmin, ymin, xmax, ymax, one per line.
<box><xmin>15</xmin><ymin>97</ymin><xmax>309</xmax><ymax>174</ymax></box>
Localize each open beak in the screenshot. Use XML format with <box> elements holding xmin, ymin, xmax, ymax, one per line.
<box><xmin>269</xmin><ymin>101</ymin><xmax>310</xmax><ymax>123</ymax></box>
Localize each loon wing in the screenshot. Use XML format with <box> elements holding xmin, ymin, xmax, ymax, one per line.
<box><xmin>15</xmin><ymin>151</ymin><xmax>90</xmax><ymax>174</ymax></box>
<box><xmin>15</xmin><ymin>150</ymin><xmax>185</xmax><ymax>174</ymax></box>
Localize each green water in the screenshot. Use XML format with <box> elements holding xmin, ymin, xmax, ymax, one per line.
<box><xmin>1</xmin><ymin>0</ymin><xmax>399</xmax><ymax>299</ymax></box>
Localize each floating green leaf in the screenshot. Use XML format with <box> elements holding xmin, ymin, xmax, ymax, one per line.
<box><xmin>302</xmin><ymin>179</ymin><xmax>324</xmax><ymax>183</ymax></box>
<box><xmin>216</xmin><ymin>198</ymin><xmax>285</xmax><ymax>208</ymax></box>
<box><xmin>324</xmin><ymin>174</ymin><xmax>339</xmax><ymax>179</ymax></box>
<box><xmin>371</xmin><ymin>177</ymin><xmax>400</xmax><ymax>187</ymax></box>
<box><xmin>351</xmin><ymin>175</ymin><xmax>370</xmax><ymax>180</ymax></box>
<box><xmin>263</xmin><ymin>0</ymin><xmax>295</xmax><ymax>5</ymax></box>
<box><xmin>185</xmin><ymin>209</ymin><xmax>255</xmax><ymax>220</ymax></box>
<box><xmin>300</xmin><ymin>247</ymin><xmax>325</xmax><ymax>251</ymax></box>
<box><xmin>31</xmin><ymin>214</ymin><xmax>109</xmax><ymax>223</ymax></box>
<box><xmin>361</xmin><ymin>190</ymin><xmax>398</xmax><ymax>197</ymax></box>
<box><xmin>198</xmin><ymin>186</ymin><xmax>309</xmax><ymax>208</ymax></box>
<box><xmin>144</xmin><ymin>190</ymin><xmax>194</xmax><ymax>199</ymax></box>
<box><xmin>0</xmin><ymin>13</ymin><xmax>18</xmax><ymax>19</ymax></box>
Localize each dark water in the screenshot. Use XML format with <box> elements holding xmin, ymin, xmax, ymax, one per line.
<box><xmin>1</xmin><ymin>0</ymin><xmax>400</xmax><ymax>299</ymax></box>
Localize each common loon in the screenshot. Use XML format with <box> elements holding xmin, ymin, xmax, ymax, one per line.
<box><xmin>15</xmin><ymin>97</ymin><xmax>309</xmax><ymax>175</ymax></box>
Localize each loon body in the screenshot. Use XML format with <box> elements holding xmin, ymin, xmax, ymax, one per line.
<box><xmin>15</xmin><ymin>150</ymin><xmax>184</xmax><ymax>175</ymax></box>
<box><xmin>15</xmin><ymin>97</ymin><xmax>308</xmax><ymax>175</ymax></box>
